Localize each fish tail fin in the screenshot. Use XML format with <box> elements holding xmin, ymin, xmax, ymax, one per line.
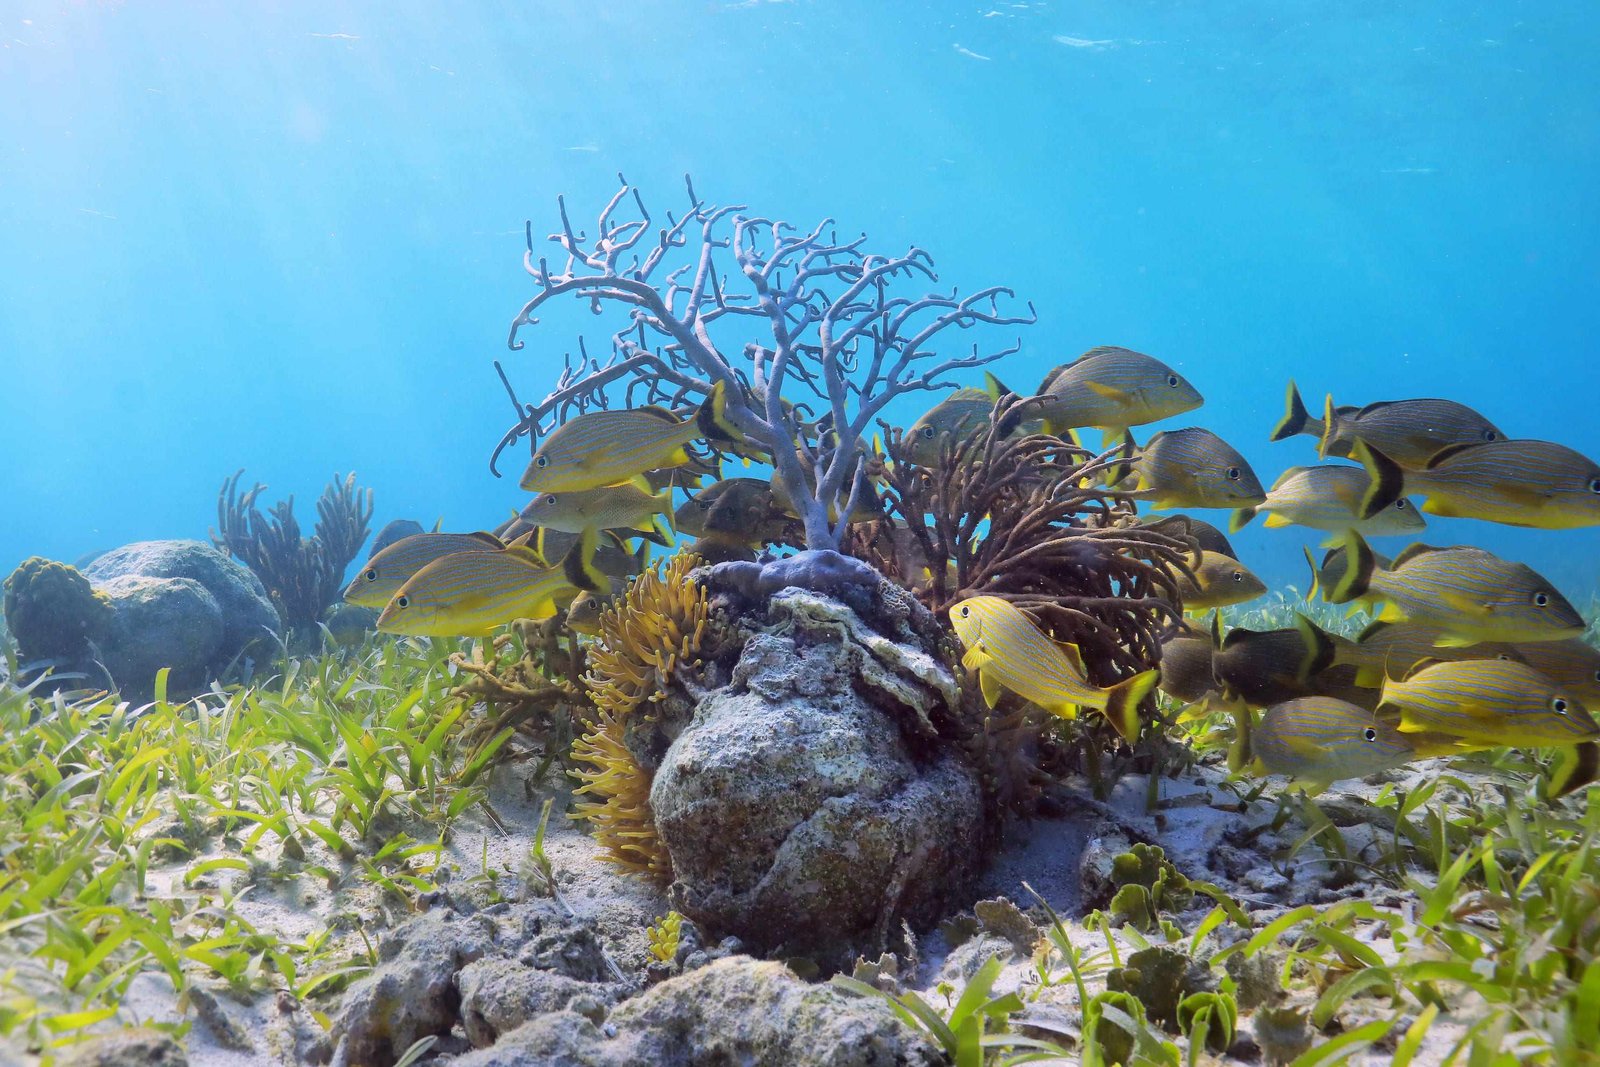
<box><xmin>1103</xmin><ymin>668</ymin><xmax>1159</xmax><ymax>742</ymax></box>
<box><xmin>561</xmin><ymin>527</ymin><xmax>606</xmax><ymax>593</ymax></box>
<box><xmin>1351</xmin><ymin>439</ymin><xmax>1405</xmax><ymax>520</ymax></box>
<box><xmin>635</xmin><ymin>520</ymin><xmax>673</xmax><ymax>547</ymax></box>
<box><xmin>532</xmin><ymin>527</ymin><xmax>553</xmax><ymax>566</ymax></box>
<box><xmin>1291</xmin><ymin>613</ymin><xmax>1336</xmax><ymax>681</ymax></box>
<box><xmin>695</xmin><ymin>381</ymin><xmax>743</xmax><ymax>443</ymax></box>
<box><xmin>1208</xmin><ymin>609</ymin><xmax>1224</xmax><ymax>648</ymax></box>
<box><xmin>1327</xmin><ymin>530</ymin><xmax>1376</xmax><ymax>605</ymax></box>
<box><xmin>1230</xmin><ymin>506</ymin><xmax>1258</xmax><ymax>533</ymax></box>
<box><xmin>1106</xmin><ymin>430</ymin><xmax>1137</xmax><ymax>485</ymax></box>
<box><xmin>1227</xmin><ymin>707</ymin><xmax>1254</xmax><ymax>774</ymax></box>
<box><xmin>1550</xmin><ymin>741</ymin><xmax>1600</xmax><ymax>799</ymax></box>
<box><xmin>1269</xmin><ymin>380</ymin><xmax>1312</xmax><ymax>441</ymax></box>
<box><xmin>653</xmin><ymin>489</ymin><xmax>675</xmax><ymax>523</ymax></box>
<box><xmin>1317</xmin><ymin>394</ymin><xmax>1339</xmax><ymax>458</ymax></box>
<box><xmin>1302</xmin><ymin>545</ymin><xmax>1321</xmax><ymax>602</ymax></box>
<box><xmin>984</xmin><ymin>371</ymin><xmax>1012</xmax><ymax>400</ymax></box>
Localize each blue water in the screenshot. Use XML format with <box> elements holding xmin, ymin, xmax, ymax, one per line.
<box><xmin>4</xmin><ymin>3</ymin><xmax>1598</xmax><ymax>599</ymax></box>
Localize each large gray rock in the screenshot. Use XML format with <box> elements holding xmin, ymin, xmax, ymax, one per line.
<box><xmin>86</xmin><ymin>540</ymin><xmax>280</xmax><ymax>667</ymax></box>
<box><xmin>55</xmin><ymin>1028</ymin><xmax>187</xmax><ymax>1066</ymax></box>
<box><xmin>453</xmin><ymin>957</ymin><xmax>944</xmax><ymax>1067</ymax></box>
<box><xmin>649</xmin><ymin>570</ymin><xmax>984</xmax><ymax>970</ymax></box>
<box><xmin>95</xmin><ymin>575</ymin><xmax>224</xmax><ymax>696</ymax></box>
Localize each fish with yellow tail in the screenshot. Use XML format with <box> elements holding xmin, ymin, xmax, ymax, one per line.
<box><xmin>520</xmin><ymin>381</ymin><xmax>741</xmax><ymax>493</ymax></box>
<box><xmin>1323</xmin><ymin>531</ymin><xmax>1585</xmax><ymax>646</ymax></box>
<box><xmin>521</xmin><ymin>483</ymin><xmax>675</xmax><ymax>541</ymax></box>
<box><xmin>948</xmin><ymin>595</ymin><xmax>1157</xmax><ymax>741</ymax></box>
<box><xmin>1174</xmin><ymin>550</ymin><xmax>1267</xmax><ymax>611</ymax></box>
<box><xmin>1252</xmin><ymin>696</ymin><xmax>1421</xmax><ymax>791</ymax></box>
<box><xmin>344</xmin><ymin>531</ymin><xmax>508</xmax><ymax>609</ymax></box>
<box><xmin>987</xmin><ymin>346</ymin><xmax>1202</xmax><ymax>441</ymax></box>
<box><xmin>1115</xmin><ymin>427</ymin><xmax>1266</xmax><ymax>510</ymax></box>
<box><xmin>1269</xmin><ymin>382</ymin><xmax>1503</xmax><ymax>466</ymax></box>
<box><xmin>1351</xmin><ymin>438</ymin><xmax>1600</xmax><ymax>530</ymax></box>
<box><xmin>1318</xmin><ymin>618</ymin><xmax>1523</xmax><ymax>689</ymax></box>
<box><xmin>377</xmin><ymin>529</ymin><xmax>605</xmax><ymax>637</ymax></box>
<box><xmin>1231</xmin><ymin>463</ymin><xmax>1425</xmax><ymax>543</ymax></box>
<box><xmin>1377</xmin><ymin>659</ymin><xmax>1600</xmax><ymax>747</ymax></box>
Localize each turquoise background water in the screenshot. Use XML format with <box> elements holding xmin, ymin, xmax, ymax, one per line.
<box><xmin>4</xmin><ymin>2</ymin><xmax>1597</xmax><ymax>600</ymax></box>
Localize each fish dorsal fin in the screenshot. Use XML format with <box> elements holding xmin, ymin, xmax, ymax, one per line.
<box><xmin>1078</xmin><ymin>345</ymin><xmax>1130</xmax><ymax>362</ymax></box>
<box><xmin>503</xmin><ymin>531</ymin><xmax>534</xmax><ymax>550</ymax></box>
<box><xmin>1404</xmin><ymin>657</ymin><xmax>1442</xmax><ymax>681</ymax></box>
<box><xmin>505</xmin><ymin>544</ymin><xmax>546</xmax><ymax>567</ymax></box>
<box><xmin>1220</xmin><ymin>626</ymin><xmax>1255</xmax><ymax>651</ymax></box>
<box><xmin>1054</xmin><ymin>639</ymin><xmax>1085</xmax><ymax>675</ymax></box>
<box><xmin>1208</xmin><ymin>610</ymin><xmax>1224</xmax><ymax>648</ymax></box>
<box><xmin>1392</xmin><ymin>542</ymin><xmax>1445</xmax><ymax>568</ymax></box>
<box><xmin>1268</xmin><ymin>467</ymin><xmax>1304</xmax><ymax>492</ymax></box>
<box><xmin>636</xmin><ymin>405</ymin><xmax>682</xmax><ymax>424</ymax></box>
<box><xmin>1424</xmin><ymin>441</ymin><xmax>1478</xmax><ymax>469</ymax></box>
<box><xmin>470</xmin><ymin>531</ymin><xmax>507</xmax><ymax>548</ymax></box>
<box><xmin>1355</xmin><ymin>619</ymin><xmax>1392</xmax><ymax>644</ymax></box>
<box><xmin>1037</xmin><ymin>364</ymin><xmax>1068</xmax><ymax>393</ymax></box>
<box><xmin>1292</xmin><ymin>613</ymin><xmax>1336</xmax><ymax>679</ymax></box>
<box><xmin>983</xmin><ymin>371</ymin><xmax>1013</xmax><ymax>400</ymax></box>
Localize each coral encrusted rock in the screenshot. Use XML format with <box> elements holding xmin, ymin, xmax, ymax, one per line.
<box><xmin>647</xmin><ymin>552</ymin><xmax>984</xmax><ymax>970</ymax></box>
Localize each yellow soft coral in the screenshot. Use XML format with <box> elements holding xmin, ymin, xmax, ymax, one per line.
<box><xmin>571</xmin><ymin>552</ymin><xmax>708</xmax><ymax>883</ymax></box>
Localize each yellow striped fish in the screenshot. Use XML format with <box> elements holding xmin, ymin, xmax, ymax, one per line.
<box><xmin>987</xmin><ymin>346</ymin><xmax>1202</xmax><ymax>439</ymax></box>
<box><xmin>1354</xmin><ymin>438</ymin><xmax>1600</xmax><ymax>530</ymax></box>
<box><xmin>1270</xmin><ymin>382</ymin><xmax>1502</xmax><ymax>466</ymax></box>
<box><xmin>1379</xmin><ymin>659</ymin><xmax>1599</xmax><ymax>746</ymax></box>
<box><xmin>1120</xmin><ymin>427</ymin><xmax>1265</xmax><ymax>510</ymax></box>
<box><xmin>1232</xmin><ymin>464</ymin><xmax>1425</xmax><ymax>542</ymax></box>
<box><xmin>1253</xmin><ymin>696</ymin><xmax>1417</xmax><ymax>789</ymax></box>
<box><xmin>377</xmin><ymin>531</ymin><xmax>603</xmax><ymax>637</ymax></box>
<box><xmin>1325</xmin><ymin>532</ymin><xmax>1585</xmax><ymax>646</ymax></box>
<box><xmin>521</xmin><ymin>483</ymin><xmax>674</xmax><ymax>538</ymax></box>
<box><xmin>948</xmin><ymin>595</ymin><xmax>1158</xmax><ymax>740</ymax></box>
<box><xmin>1322</xmin><ymin>618</ymin><xmax>1523</xmax><ymax>689</ymax></box>
<box><xmin>520</xmin><ymin>381</ymin><xmax>740</xmax><ymax>493</ymax></box>
<box><xmin>1514</xmin><ymin>639</ymin><xmax>1600</xmax><ymax>709</ymax></box>
<box><xmin>344</xmin><ymin>531</ymin><xmax>507</xmax><ymax>609</ymax></box>
<box><xmin>1175</xmin><ymin>550</ymin><xmax>1267</xmax><ymax>611</ymax></box>
<box><xmin>903</xmin><ymin>388</ymin><xmax>1046</xmax><ymax>464</ymax></box>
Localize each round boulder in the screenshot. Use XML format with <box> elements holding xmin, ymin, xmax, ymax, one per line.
<box><xmin>96</xmin><ymin>575</ymin><xmax>224</xmax><ymax>697</ymax></box>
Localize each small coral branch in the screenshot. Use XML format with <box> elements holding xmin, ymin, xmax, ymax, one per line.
<box><xmin>212</xmin><ymin>470</ymin><xmax>374</xmax><ymax>636</ymax></box>
<box><xmin>493</xmin><ymin>175</ymin><xmax>1036</xmax><ymax>550</ymax></box>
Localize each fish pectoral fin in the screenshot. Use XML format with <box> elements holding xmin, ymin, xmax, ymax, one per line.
<box><xmin>978</xmin><ymin>669</ymin><xmax>1003</xmax><ymax>708</ymax></box>
<box><xmin>1084</xmin><ymin>381</ymin><xmax>1133</xmax><ymax>402</ymax></box>
<box><xmin>962</xmin><ymin>643</ymin><xmax>992</xmax><ymax>671</ymax></box>
<box><xmin>1431</xmin><ymin>632</ymin><xmax>1481</xmax><ymax>649</ymax></box>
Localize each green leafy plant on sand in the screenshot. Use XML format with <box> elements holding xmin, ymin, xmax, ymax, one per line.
<box><xmin>0</xmin><ymin>635</ymin><xmax>499</xmax><ymax>1053</ymax></box>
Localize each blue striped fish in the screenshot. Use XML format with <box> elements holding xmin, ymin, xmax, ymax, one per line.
<box><xmin>1324</xmin><ymin>618</ymin><xmax>1524</xmax><ymax>689</ymax></box>
<box><xmin>1120</xmin><ymin>427</ymin><xmax>1265</xmax><ymax>510</ymax></box>
<box><xmin>1354</xmin><ymin>439</ymin><xmax>1600</xmax><ymax>530</ymax></box>
<box><xmin>1232</xmin><ymin>463</ymin><xmax>1425</xmax><ymax>543</ymax></box>
<box><xmin>1379</xmin><ymin>659</ymin><xmax>1599</xmax><ymax>746</ymax></box>
<box><xmin>1175</xmin><ymin>550</ymin><xmax>1268</xmax><ymax>611</ymax></box>
<box><xmin>520</xmin><ymin>381</ymin><xmax>740</xmax><ymax>493</ymax></box>
<box><xmin>949</xmin><ymin>595</ymin><xmax>1158</xmax><ymax>740</ymax></box>
<box><xmin>1514</xmin><ymin>639</ymin><xmax>1600</xmax><ymax>709</ymax></box>
<box><xmin>521</xmin><ymin>483</ymin><xmax>673</xmax><ymax>537</ymax></box>
<box><xmin>1269</xmin><ymin>382</ymin><xmax>1503</xmax><ymax>467</ymax></box>
<box><xmin>987</xmin><ymin>346</ymin><xmax>1203</xmax><ymax>439</ymax></box>
<box><xmin>344</xmin><ymin>531</ymin><xmax>507</xmax><ymax>608</ymax></box>
<box><xmin>1253</xmin><ymin>696</ymin><xmax>1417</xmax><ymax>788</ymax></box>
<box><xmin>377</xmin><ymin>531</ymin><xmax>603</xmax><ymax>637</ymax></box>
<box><xmin>1325</xmin><ymin>531</ymin><xmax>1585</xmax><ymax>646</ymax></box>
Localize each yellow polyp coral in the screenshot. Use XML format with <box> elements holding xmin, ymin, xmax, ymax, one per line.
<box><xmin>583</xmin><ymin>552</ymin><xmax>709</xmax><ymax>722</ymax></box>
<box><xmin>570</xmin><ymin>552</ymin><xmax>709</xmax><ymax>883</ymax></box>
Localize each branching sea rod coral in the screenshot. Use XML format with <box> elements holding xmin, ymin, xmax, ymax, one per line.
<box><xmin>490</xmin><ymin>175</ymin><xmax>1035</xmax><ymax>550</ymax></box>
<box><xmin>212</xmin><ymin>470</ymin><xmax>374</xmax><ymax>635</ymax></box>
<box><xmin>571</xmin><ymin>553</ymin><xmax>709</xmax><ymax>883</ymax></box>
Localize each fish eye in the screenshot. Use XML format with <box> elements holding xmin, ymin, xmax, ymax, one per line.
<box><xmin>1362</xmin><ymin>727</ymin><xmax>1378</xmax><ymax>742</ymax></box>
<box><xmin>1589</xmin><ymin>477</ymin><xmax>1600</xmax><ymax>494</ymax></box>
<box><xmin>1484</xmin><ymin>430</ymin><xmax>1498</xmax><ymax>442</ymax></box>
<box><xmin>536</xmin><ymin>455</ymin><xmax>550</xmax><ymax>468</ymax></box>
<box><xmin>1394</xmin><ymin>499</ymin><xmax>1408</xmax><ymax>510</ymax></box>
<box><xmin>395</xmin><ymin>595</ymin><xmax>409</xmax><ymax>609</ymax></box>
<box><xmin>1231</xmin><ymin>570</ymin><xmax>1245</xmax><ymax>582</ymax></box>
<box><xmin>1226</xmin><ymin>466</ymin><xmax>1241</xmax><ymax>481</ymax></box>
<box><xmin>920</xmin><ymin>426</ymin><xmax>936</xmax><ymax>439</ymax></box>
<box><xmin>1553</xmin><ymin>698</ymin><xmax>1570</xmax><ymax>715</ymax></box>
<box><xmin>1533</xmin><ymin>591</ymin><xmax>1551</xmax><ymax>607</ymax></box>
<box><xmin>363</xmin><ymin>569</ymin><xmax>377</xmax><ymax>582</ymax></box>
<box><xmin>959</xmin><ymin>605</ymin><xmax>971</xmax><ymax>618</ymax></box>
<box><xmin>1166</xmin><ymin>374</ymin><xmax>1180</xmax><ymax>387</ymax></box>
<box><xmin>544</xmin><ymin>494</ymin><xmax>558</xmax><ymax>505</ymax></box>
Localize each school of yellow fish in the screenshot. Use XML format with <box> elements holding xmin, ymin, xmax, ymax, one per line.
<box><xmin>347</xmin><ymin>346</ymin><xmax>1599</xmax><ymax>794</ymax></box>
